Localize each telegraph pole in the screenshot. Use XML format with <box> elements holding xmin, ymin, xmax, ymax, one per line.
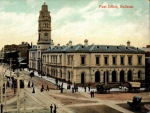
<box><xmin>17</xmin><ymin>70</ymin><xmax>20</xmax><ymax>113</ymax></box>
<box><xmin>4</xmin><ymin>79</ymin><xmax>6</xmax><ymax>112</ymax></box>
<box><xmin>23</xmin><ymin>74</ymin><xmax>26</xmax><ymax>113</ymax></box>
<box><xmin>10</xmin><ymin>58</ymin><xmax>12</xmax><ymax>77</ymax></box>
<box><xmin>0</xmin><ymin>66</ymin><xmax>4</xmax><ymax>113</ymax></box>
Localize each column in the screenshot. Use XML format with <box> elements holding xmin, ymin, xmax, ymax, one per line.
<box><xmin>117</xmin><ymin>71</ymin><xmax>120</xmax><ymax>82</ymax></box>
<box><xmin>109</xmin><ymin>72</ymin><xmax>112</xmax><ymax>83</ymax></box>
<box><xmin>100</xmin><ymin>72</ymin><xmax>103</xmax><ymax>83</ymax></box>
<box><xmin>125</xmin><ymin>71</ymin><xmax>127</xmax><ymax>82</ymax></box>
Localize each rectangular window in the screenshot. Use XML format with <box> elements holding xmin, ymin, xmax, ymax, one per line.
<box><xmin>138</xmin><ymin>56</ymin><xmax>142</xmax><ymax>65</ymax></box>
<box><xmin>120</xmin><ymin>56</ymin><xmax>124</xmax><ymax>65</ymax></box>
<box><xmin>104</xmin><ymin>56</ymin><xmax>108</xmax><ymax>65</ymax></box>
<box><xmin>59</xmin><ymin>55</ymin><xmax>62</xmax><ymax>64</ymax></box>
<box><xmin>128</xmin><ymin>56</ymin><xmax>132</xmax><ymax>65</ymax></box>
<box><xmin>112</xmin><ymin>56</ymin><xmax>116</xmax><ymax>65</ymax></box>
<box><xmin>81</xmin><ymin>56</ymin><xmax>85</xmax><ymax>65</ymax></box>
<box><xmin>67</xmin><ymin>56</ymin><xmax>70</xmax><ymax>64</ymax></box>
<box><xmin>47</xmin><ymin>55</ymin><xmax>49</xmax><ymax>62</ymax></box>
<box><xmin>96</xmin><ymin>56</ymin><xmax>100</xmax><ymax>65</ymax></box>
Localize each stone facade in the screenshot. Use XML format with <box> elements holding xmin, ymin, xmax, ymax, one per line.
<box><xmin>41</xmin><ymin>42</ymin><xmax>145</xmax><ymax>84</ymax></box>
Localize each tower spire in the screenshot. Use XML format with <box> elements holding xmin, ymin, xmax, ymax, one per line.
<box><xmin>38</xmin><ymin>3</ymin><xmax>51</xmax><ymax>45</ymax></box>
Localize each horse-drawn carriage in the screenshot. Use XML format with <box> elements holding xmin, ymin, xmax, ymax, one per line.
<box><xmin>128</xmin><ymin>82</ymin><xmax>141</xmax><ymax>93</ymax></box>
<box><xmin>96</xmin><ymin>84</ymin><xmax>111</xmax><ymax>94</ymax></box>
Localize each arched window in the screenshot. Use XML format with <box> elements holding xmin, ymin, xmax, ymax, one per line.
<box><xmin>120</xmin><ymin>70</ymin><xmax>125</xmax><ymax>82</ymax></box>
<box><xmin>127</xmin><ymin>70</ymin><xmax>132</xmax><ymax>81</ymax></box>
<box><xmin>44</xmin><ymin>33</ymin><xmax>48</xmax><ymax>41</ymax></box>
<box><xmin>95</xmin><ymin>71</ymin><xmax>100</xmax><ymax>82</ymax></box>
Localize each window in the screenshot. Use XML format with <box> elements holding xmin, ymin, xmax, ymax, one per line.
<box><xmin>44</xmin><ymin>33</ymin><xmax>48</xmax><ymax>41</ymax></box>
<box><xmin>47</xmin><ymin>55</ymin><xmax>49</xmax><ymax>62</ymax></box>
<box><xmin>138</xmin><ymin>56</ymin><xmax>142</xmax><ymax>65</ymax></box>
<box><xmin>67</xmin><ymin>56</ymin><xmax>70</xmax><ymax>65</ymax></box>
<box><xmin>81</xmin><ymin>56</ymin><xmax>85</xmax><ymax>65</ymax></box>
<box><xmin>59</xmin><ymin>55</ymin><xmax>62</xmax><ymax>64</ymax></box>
<box><xmin>104</xmin><ymin>56</ymin><xmax>108</xmax><ymax>65</ymax></box>
<box><xmin>138</xmin><ymin>71</ymin><xmax>141</xmax><ymax>79</ymax></box>
<box><xmin>128</xmin><ymin>56</ymin><xmax>132</xmax><ymax>65</ymax></box>
<box><xmin>120</xmin><ymin>56</ymin><xmax>124</xmax><ymax>65</ymax></box>
<box><xmin>96</xmin><ymin>56</ymin><xmax>100</xmax><ymax>65</ymax></box>
<box><xmin>112</xmin><ymin>56</ymin><xmax>116</xmax><ymax>65</ymax></box>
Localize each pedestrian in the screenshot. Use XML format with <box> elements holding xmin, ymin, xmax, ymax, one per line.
<box><xmin>90</xmin><ymin>91</ymin><xmax>93</xmax><ymax>98</ymax></box>
<box><xmin>28</xmin><ymin>81</ymin><xmax>30</xmax><ymax>88</ymax></box>
<box><xmin>31</xmin><ymin>82</ymin><xmax>34</xmax><ymax>87</ymax></box>
<box><xmin>92</xmin><ymin>90</ymin><xmax>94</xmax><ymax>97</ymax></box>
<box><xmin>84</xmin><ymin>86</ymin><xmax>86</xmax><ymax>92</ymax></box>
<box><xmin>50</xmin><ymin>104</ymin><xmax>53</xmax><ymax>113</ymax></box>
<box><xmin>60</xmin><ymin>86</ymin><xmax>63</xmax><ymax>93</ymax></box>
<box><xmin>88</xmin><ymin>85</ymin><xmax>90</xmax><ymax>92</ymax></box>
<box><xmin>42</xmin><ymin>84</ymin><xmax>44</xmax><ymax>90</ymax></box>
<box><xmin>32</xmin><ymin>87</ymin><xmax>35</xmax><ymax>93</ymax></box>
<box><xmin>61</xmin><ymin>82</ymin><xmax>63</xmax><ymax>88</ymax></box>
<box><xmin>53</xmin><ymin>104</ymin><xmax>58</xmax><ymax>113</ymax></box>
<box><xmin>46</xmin><ymin>84</ymin><xmax>49</xmax><ymax>91</ymax></box>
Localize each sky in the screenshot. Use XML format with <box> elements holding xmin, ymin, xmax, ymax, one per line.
<box><xmin>0</xmin><ymin>0</ymin><xmax>149</xmax><ymax>49</ymax></box>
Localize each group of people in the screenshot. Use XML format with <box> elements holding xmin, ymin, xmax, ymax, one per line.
<box><xmin>41</xmin><ymin>84</ymin><xmax>49</xmax><ymax>92</ymax></box>
<box><xmin>50</xmin><ymin>104</ymin><xmax>58</xmax><ymax>113</ymax></box>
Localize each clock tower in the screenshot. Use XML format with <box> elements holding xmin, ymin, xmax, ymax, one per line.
<box><xmin>38</xmin><ymin>2</ymin><xmax>51</xmax><ymax>46</ymax></box>
<box><xmin>37</xmin><ymin>2</ymin><xmax>51</xmax><ymax>73</ymax></box>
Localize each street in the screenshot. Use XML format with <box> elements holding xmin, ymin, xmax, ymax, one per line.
<box><xmin>0</xmin><ymin>65</ymin><xmax>150</xmax><ymax>113</ymax></box>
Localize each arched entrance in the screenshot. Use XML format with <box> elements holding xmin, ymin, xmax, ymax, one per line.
<box><xmin>95</xmin><ymin>71</ymin><xmax>100</xmax><ymax>82</ymax></box>
<box><xmin>103</xmin><ymin>71</ymin><xmax>109</xmax><ymax>83</ymax></box>
<box><xmin>112</xmin><ymin>71</ymin><xmax>116</xmax><ymax>82</ymax></box>
<box><xmin>120</xmin><ymin>70</ymin><xmax>125</xmax><ymax>82</ymax></box>
<box><xmin>81</xmin><ymin>72</ymin><xmax>85</xmax><ymax>84</ymax></box>
<box><xmin>127</xmin><ymin>70</ymin><xmax>132</xmax><ymax>81</ymax></box>
<box><xmin>47</xmin><ymin>68</ymin><xmax>49</xmax><ymax>76</ymax></box>
<box><xmin>60</xmin><ymin>70</ymin><xmax>62</xmax><ymax>78</ymax></box>
<box><xmin>56</xmin><ymin>70</ymin><xmax>58</xmax><ymax>77</ymax></box>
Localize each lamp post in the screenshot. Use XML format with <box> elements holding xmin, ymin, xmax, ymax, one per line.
<box><xmin>16</xmin><ymin>69</ymin><xmax>20</xmax><ymax>113</ymax></box>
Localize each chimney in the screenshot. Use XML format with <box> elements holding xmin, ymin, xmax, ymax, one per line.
<box><xmin>127</xmin><ymin>41</ymin><xmax>130</xmax><ymax>47</ymax></box>
<box><xmin>69</xmin><ymin>41</ymin><xmax>72</xmax><ymax>46</ymax></box>
<box><xmin>84</xmin><ymin>39</ymin><xmax>88</xmax><ymax>47</ymax></box>
<box><xmin>66</xmin><ymin>43</ymin><xmax>69</xmax><ymax>46</ymax></box>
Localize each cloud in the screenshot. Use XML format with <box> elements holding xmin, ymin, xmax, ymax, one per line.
<box><xmin>79</xmin><ymin>0</ymin><xmax>98</xmax><ymax>13</ymax></box>
<box><xmin>0</xmin><ymin>11</ymin><xmax>38</xmax><ymax>48</ymax></box>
